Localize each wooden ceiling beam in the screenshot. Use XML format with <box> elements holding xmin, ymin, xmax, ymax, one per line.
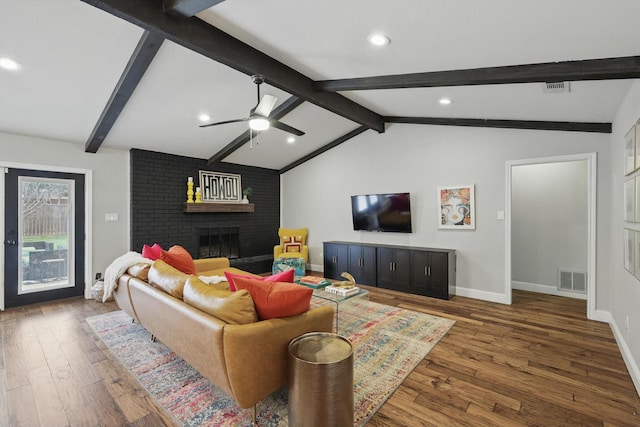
<box><xmin>163</xmin><ymin>0</ymin><xmax>225</xmax><ymax>19</ymax></box>
<box><xmin>385</xmin><ymin>117</ymin><xmax>612</xmax><ymax>133</ymax></box>
<box><xmin>207</xmin><ymin>96</ymin><xmax>305</xmax><ymax>165</ymax></box>
<box><xmin>81</xmin><ymin>0</ymin><xmax>385</xmax><ymax>133</ymax></box>
<box><xmin>84</xmin><ymin>30</ymin><xmax>164</xmax><ymax>153</ymax></box>
<box><xmin>316</xmin><ymin>56</ymin><xmax>640</xmax><ymax>91</ymax></box>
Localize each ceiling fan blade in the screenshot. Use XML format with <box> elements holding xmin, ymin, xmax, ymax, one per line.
<box><xmin>270</xmin><ymin>120</ymin><xmax>305</xmax><ymax>136</ymax></box>
<box><xmin>199</xmin><ymin>118</ymin><xmax>248</xmax><ymax>128</ymax></box>
<box><xmin>254</xmin><ymin>94</ymin><xmax>277</xmax><ymax>117</ymax></box>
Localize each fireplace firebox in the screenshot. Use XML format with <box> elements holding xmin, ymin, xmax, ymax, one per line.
<box><xmin>198</xmin><ymin>227</ymin><xmax>240</xmax><ymax>259</ymax></box>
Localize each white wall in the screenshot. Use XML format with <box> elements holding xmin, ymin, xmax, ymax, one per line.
<box><xmin>0</xmin><ymin>132</ymin><xmax>130</xmax><ymax>289</ymax></box>
<box><xmin>512</xmin><ymin>161</ymin><xmax>588</xmax><ymax>289</ymax></box>
<box><xmin>281</xmin><ymin>123</ymin><xmax>611</xmax><ymax>304</ymax></box>
<box><xmin>609</xmin><ymin>80</ymin><xmax>640</xmax><ymax>393</ymax></box>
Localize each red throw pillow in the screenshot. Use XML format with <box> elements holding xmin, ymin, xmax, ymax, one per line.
<box><xmin>225</xmin><ymin>269</ymin><xmax>295</xmax><ymax>291</ymax></box>
<box><xmin>142</xmin><ymin>243</ymin><xmax>163</xmax><ymax>260</ymax></box>
<box><xmin>160</xmin><ymin>245</ymin><xmax>196</xmax><ymax>275</ymax></box>
<box><xmin>233</xmin><ymin>277</ymin><xmax>312</xmax><ymax>320</ymax></box>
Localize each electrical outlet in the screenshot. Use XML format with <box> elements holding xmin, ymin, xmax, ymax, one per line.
<box><xmin>105</xmin><ymin>213</ymin><xmax>119</xmax><ymax>222</ymax></box>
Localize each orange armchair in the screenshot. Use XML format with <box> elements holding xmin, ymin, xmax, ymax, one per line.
<box><xmin>273</xmin><ymin>227</ymin><xmax>308</xmax><ymax>263</ymax></box>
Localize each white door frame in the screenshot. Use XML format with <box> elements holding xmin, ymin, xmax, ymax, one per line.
<box><xmin>0</xmin><ymin>162</ymin><xmax>93</xmax><ymax>310</ymax></box>
<box><xmin>505</xmin><ymin>152</ymin><xmax>596</xmax><ymax>320</ymax></box>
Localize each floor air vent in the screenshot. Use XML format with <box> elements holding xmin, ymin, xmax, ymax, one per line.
<box><xmin>559</xmin><ymin>270</ymin><xmax>586</xmax><ymax>293</ymax></box>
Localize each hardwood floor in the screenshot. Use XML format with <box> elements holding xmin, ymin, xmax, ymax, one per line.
<box><xmin>1</xmin><ymin>288</ymin><xmax>638</xmax><ymax>426</ymax></box>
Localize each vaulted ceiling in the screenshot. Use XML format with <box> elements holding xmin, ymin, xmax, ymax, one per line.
<box><xmin>1</xmin><ymin>0</ymin><xmax>639</xmax><ymax>172</ymax></box>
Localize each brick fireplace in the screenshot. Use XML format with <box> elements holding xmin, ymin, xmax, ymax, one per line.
<box><xmin>130</xmin><ymin>149</ymin><xmax>280</xmax><ymax>273</ymax></box>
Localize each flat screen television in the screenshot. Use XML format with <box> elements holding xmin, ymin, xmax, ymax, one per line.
<box><xmin>351</xmin><ymin>192</ymin><xmax>412</xmax><ymax>233</ymax></box>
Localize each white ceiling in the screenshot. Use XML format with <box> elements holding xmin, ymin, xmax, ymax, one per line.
<box><xmin>1</xmin><ymin>0</ymin><xmax>639</xmax><ymax>170</ymax></box>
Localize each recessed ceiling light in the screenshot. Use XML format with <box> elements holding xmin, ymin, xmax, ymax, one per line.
<box><xmin>367</xmin><ymin>33</ymin><xmax>390</xmax><ymax>47</ymax></box>
<box><xmin>287</xmin><ymin>136</ymin><xmax>296</xmax><ymax>144</ymax></box>
<box><xmin>0</xmin><ymin>57</ymin><xmax>21</xmax><ymax>71</ymax></box>
<box><xmin>198</xmin><ymin>113</ymin><xmax>210</xmax><ymax>122</ymax></box>
<box><xmin>439</xmin><ymin>98</ymin><xmax>453</xmax><ymax>105</ymax></box>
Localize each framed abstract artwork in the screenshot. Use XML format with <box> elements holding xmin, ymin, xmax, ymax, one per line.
<box><xmin>198</xmin><ymin>170</ymin><xmax>242</xmax><ymax>203</ymax></box>
<box><xmin>624</xmin><ymin>178</ymin><xmax>635</xmax><ymax>222</ymax></box>
<box><xmin>438</xmin><ymin>185</ymin><xmax>475</xmax><ymax>230</ymax></box>
<box><xmin>624</xmin><ymin>228</ymin><xmax>634</xmax><ymax>274</ymax></box>
<box><xmin>635</xmin><ymin>230</ymin><xmax>640</xmax><ymax>280</ymax></box>
<box><xmin>624</xmin><ymin>123</ymin><xmax>636</xmax><ymax>175</ymax></box>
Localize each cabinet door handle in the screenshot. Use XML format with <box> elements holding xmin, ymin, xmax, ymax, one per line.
<box><xmin>428</xmin><ymin>266</ymin><xmax>431</xmax><ymax>276</ymax></box>
<box><xmin>389</xmin><ymin>261</ymin><xmax>393</xmax><ymax>271</ymax></box>
<box><xmin>425</xmin><ymin>266</ymin><xmax>428</xmax><ymax>276</ymax></box>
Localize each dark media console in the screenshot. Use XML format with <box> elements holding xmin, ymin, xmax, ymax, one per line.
<box><xmin>323</xmin><ymin>241</ymin><xmax>456</xmax><ymax>300</ymax></box>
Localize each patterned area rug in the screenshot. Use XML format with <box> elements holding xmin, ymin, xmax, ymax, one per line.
<box><xmin>87</xmin><ymin>298</ymin><xmax>454</xmax><ymax>426</ymax></box>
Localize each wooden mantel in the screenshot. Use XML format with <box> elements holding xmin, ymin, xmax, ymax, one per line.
<box><xmin>182</xmin><ymin>202</ymin><xmax>254</xmax><ymax>213</ymax></box>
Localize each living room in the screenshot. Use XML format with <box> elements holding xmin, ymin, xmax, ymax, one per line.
<box><xmin>1</xmin><ymin>0</ymin><xmax>640</xmax><ymax>424</ymax></box>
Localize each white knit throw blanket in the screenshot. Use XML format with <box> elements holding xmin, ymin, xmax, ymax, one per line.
<box><xmin>103</xmin><ymin>251</ymin><xmax>151</xmax><ymax>302</ymax></box>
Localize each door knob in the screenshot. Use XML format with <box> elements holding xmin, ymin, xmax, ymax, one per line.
<box><xmin>5</xmin><ymin>239</ymin><xmax>17</xmax><ymax>245</ymax></box>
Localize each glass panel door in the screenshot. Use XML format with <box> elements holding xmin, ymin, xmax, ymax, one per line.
<box><xmin>18</xmin><ymin>176</ymin><xmax>74</xmax><ymax>294</ymax></box>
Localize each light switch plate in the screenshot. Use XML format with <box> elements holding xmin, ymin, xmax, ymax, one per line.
<box><xmin>497</xmin><ymin>211</ymin><xmax>505</xmax><ymax>220</ymax></box>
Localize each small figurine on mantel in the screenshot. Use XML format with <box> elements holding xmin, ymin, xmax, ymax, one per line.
<box><xmin>186</xmin><ymin>177</ymin><xmax>194</xmax><ymax>203</ymax></box>
<box><xmin>242</xmin><ymin>187</ymin><xmax>253</xmax><ymax>204</ymax></box>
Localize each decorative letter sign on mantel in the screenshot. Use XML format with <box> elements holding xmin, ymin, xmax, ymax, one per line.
<box><xmin>199</xmin><ymin>170</ymin><xmax>242</xmax><ymax>203</ymax></box>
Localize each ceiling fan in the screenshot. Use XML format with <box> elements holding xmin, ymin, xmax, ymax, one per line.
<box><xmin>199</xmin><ymin>74</ymin><xmax>305</xmax><ymax>137</ymax></box>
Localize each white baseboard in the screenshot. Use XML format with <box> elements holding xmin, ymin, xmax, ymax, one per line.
<box><xmin>602</xmin><ymin>309</ymin><xmax>640</xmax><ymax>397</ymax></box>
<box><xmin>453</xmin><ymin>286</ymin><xmax>510</xmax><ymax>304</ymax></box>
<box><xmin>512</xmin><ymin>280</ymin><xmax>587</xmax><ymax>300</ymax></box>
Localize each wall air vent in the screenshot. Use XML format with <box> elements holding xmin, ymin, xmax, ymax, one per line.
<box><xmin>543</xmin><ymin>81</ymin><xmax>571</xmax><ymax>94</ymax></box>
<box><xmin>558</xmin><ymin>270</ymin><xmax>586</xmax><ymax>293</ymax></box>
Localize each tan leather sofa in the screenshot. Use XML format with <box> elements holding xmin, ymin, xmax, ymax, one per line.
<box><xmin>113</xmin><ymin>257</ymin><xmax>334</xmax><ymax>410</ymax></box>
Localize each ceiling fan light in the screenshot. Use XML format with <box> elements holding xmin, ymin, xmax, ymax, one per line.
<box><xmin>249</xmin><ymin>117</ymin><xmax>270</xmax><ymax>131</ymax></box>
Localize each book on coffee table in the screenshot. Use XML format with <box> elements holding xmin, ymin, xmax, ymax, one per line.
<box><xmin>298</xmin><ymin>276</ymin><xmax>331</xmax><ymax>288</ymax></box>
<box><xmin>325</xmin><ymin>284</ymin><xmax>360</xmax><ymax>297</ymax></box>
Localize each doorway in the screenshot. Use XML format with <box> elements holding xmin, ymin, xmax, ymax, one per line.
<box><xmin>505</xmin><ymin>153</ymin><xmax>596</xmax><ymax>319</ymax></box>
<box><xmin>3</xmin><ymin>167</ymin><xmax>86</xmax><ymax>308</ymax></box>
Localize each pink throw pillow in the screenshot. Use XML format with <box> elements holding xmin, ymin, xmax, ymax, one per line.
<box><xmin>225</xmin><ymin>269</ymin><xmax>295</xmax><ymax>291</ymax></box>
<box><xmin>142</xmin><ymin>243</ymin><xmax>163</xmax><ymax>260</ymax></box>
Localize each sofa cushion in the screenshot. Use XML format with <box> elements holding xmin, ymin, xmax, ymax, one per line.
<box><xmin>127</xmin><ymin>263</ymin><xmax>151</xmax><ymax>281</ymax></box>
<box><xmin>183</xmin><ymin>276</ymin><xmax>258</xmax><ymax>325</ymax></box>
<box><xmin>142</xmin><ymin>243</ymin><xmax>163</xmax><ymax>260</ymax></box>
<box><xmin>233</xmin><ymin>277</ymin><xmax>312</xmax><ymax>320</ymax></box>
<box><xmin>224</xmin><ymin>269</ymin><xmax>295</xmax><ymax>292</ymax></box>
<box><xmin>161</xmin><ymin>245</ymin><xmax>196</xmax><ymax>275</ymax></box>
<box><xmin>148</xmin><ymin>260</ymin><xmax>190</xmax><ymax>299</ymax></box>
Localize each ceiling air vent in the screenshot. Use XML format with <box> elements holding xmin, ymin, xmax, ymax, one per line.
<box><xmin>543</xmin><ymin>81</ymin><xmax>571</xmax><ymax>94</ymax></box>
